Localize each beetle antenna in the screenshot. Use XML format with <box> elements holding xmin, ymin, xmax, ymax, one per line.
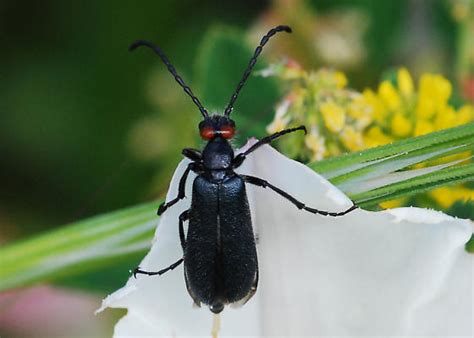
<box><xmin>224</xmin><ymin>25</ymin><xmax>292</xmax><ymax>117</ymax></box>
<box><xmin>129</xmin><ymin>40</ymin><xmax>209</xmax><ymax>118</ymax></box>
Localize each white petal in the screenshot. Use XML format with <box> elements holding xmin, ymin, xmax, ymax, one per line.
<box><xmin>243</xmin><ymin>144</ymin><xmax>473</xmax><ymax>336</ymax></box>
<box><xmin>100</xmin><ymin>140</ymin><xmax>473</xmax><ymax>337</ymax></box>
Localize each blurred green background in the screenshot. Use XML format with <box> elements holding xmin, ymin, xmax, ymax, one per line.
<box><xmin>0</xmin><ymin>0</ymin><xmax>472</xmax><ymax>336</ymax></box>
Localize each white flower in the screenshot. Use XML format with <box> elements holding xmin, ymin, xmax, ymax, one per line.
<box><xmin>98</xmin><ymin>140</ymin><xmax>473</xmax><ymax>337</ymax></box>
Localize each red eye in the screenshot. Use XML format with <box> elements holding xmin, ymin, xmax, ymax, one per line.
<box><xmin>200</xmin><ymin>127</ymin><xmax>215</xmax><ymax>140</ymax></box>
<box><xmin>220</xmin><ymin>125</ymin><xmax>235</xmax><ymax>139</ymax></box>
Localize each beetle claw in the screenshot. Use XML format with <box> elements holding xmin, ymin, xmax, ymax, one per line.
<box><xmin>157</xmin><ymin>203</ymin><xmax>166</xmax><ymax>215</ymax></box>
<box><xmin>133</xmin><ymin>267</ymin><xmax>141</xmax><ymax>279</ymax></box>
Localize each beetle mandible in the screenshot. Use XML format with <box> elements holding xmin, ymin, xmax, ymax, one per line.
<box><xmin>131</xmin><ymin>25</ymin><xmax>358</xmax><ymax>314</ymax></box>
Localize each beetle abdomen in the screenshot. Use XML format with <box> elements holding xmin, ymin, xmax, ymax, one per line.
<box><xmin>185</xmin><ymin>175</ymin><xmax>257</xmax><ymax>312</ymax></box>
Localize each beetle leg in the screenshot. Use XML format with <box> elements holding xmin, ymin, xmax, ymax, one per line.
<box><xmin>158</xmin><ymin>163</ymin><xmax>197</xmax><ymax>215</ymax></box>
<box><xmin>232</xmin><ymin>126</ymin><xmax>306</xmax><ymax>168</ymax></box>
<box><xmin>182</xmin><ymin>148</ymin><xmax>202</xmax><ymax>162</ymax></box>
<box><xmin>179</xmin><ymin>209</ymin><xmax>189</xmax><ymax>251</ymax></box>
<box><xmin>133</xmin><ymin>258</ymin><xmax>184</xmax><ymax>278</ymax></box>
<box><xmin>241</xmin><ymin>174</ymin><xmax>358</xmax><ymax>217</ymax></box>
<box><xmin>133</xmin><ymin>210</ymin><xmax>190</xmax><ymax>278</ymax></box>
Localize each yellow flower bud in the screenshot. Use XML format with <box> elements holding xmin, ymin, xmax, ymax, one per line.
<box><xmin>391</xmin><ymin>111</ymin><xmax>412</xmax><ymax>137</ymax></box>
<box><xmin>380</xmin><ymin>198</ymin><xmax>407</xmax><ymax>209</ymax></box>
<box><xmin>363</xmin><ymin>89</ymin><xmax>387</xmax><ymax>124</ymax></box>
<box><xmin>397</xmin><ymin>68</ymin><xmax>414</xmax><ymax>97</ymax></box>
<box><xmin>456</xmin><ymin>105</ymin><xmax>474</xmax><ymax>125</ymax></box>
<box><xmin>432</xmin><ymin>74</ymin><xmax>452</xmax><ymax>106</ymax></box>
<box><xmin>429</xmin><ymin>186</ymin><xmax>474</xmax><ymax>209</ymax></box>
<box><xmin>415</xmin><ymin>97</ymin><xmax>435</xmax><ymax>119</ymax></box>
<box><xmin>418</xmin><ymin>74</ymin><xmax>452</xmax><ymax>110</ymax></box>
<box><xmin>334</xmin><ymin>71</ymin><xmax>348</xmax><ymax>88</ymax></box>
<box><xmin>414</xmin><ymin>120</ymin><xmax>435</xmax><ymax>136</ymax></box>
<box><xmin>341</xmin><ymin>126</ymin><xmax>364</xmax><ymax>151</ymax></box>
<box><xmin>434</xmin><ymin>106</ymin><xmax>457</xmax><ymax>130</ymax></box>
<box><xmin>378</xmin><ymin>81</ymin><xmax>401</xmax><ymax>111</ymax></box>
<box><xmin>364</xmin><ymin>126</ymin><xmax>393</xmax><ymax>148</ymax></box>
<box><xmin>320</xmin><ymin>101</ymin><xmax>346</xmax><ymax>133</ymax></box>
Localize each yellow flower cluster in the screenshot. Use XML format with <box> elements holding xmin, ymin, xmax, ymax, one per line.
<box><xmin>266</xmin><ymin>61</ymin><xmax>373</xmax><ymax>161</ymax></box>
<box><xmin>366</xmin><ymin>69</ymin><xmax>473</xmax><ymax>144</ymax></box>
<box><xmin>266</xmin><ymin>62</ymin><xmax>474</xmax><ymax>209</ymax></box>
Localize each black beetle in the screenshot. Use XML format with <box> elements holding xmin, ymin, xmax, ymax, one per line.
<box><xmin>131</xmin><ymin>25</ymin><xmax>357</xmax><ymax>314</ymax></box>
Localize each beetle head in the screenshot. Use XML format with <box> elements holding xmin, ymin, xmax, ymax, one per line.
<box><xmin>199</xmin><ymin>115</ymin><xmax>236</xmax><ymax>140</ymax></box>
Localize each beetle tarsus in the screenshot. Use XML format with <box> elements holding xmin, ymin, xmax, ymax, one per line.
<box><xmin>133</xmin><ymin>258</ymin><xmax>184</xmax><ymax>278</ymax></box>
<box><xmin>157</xmin><ymin>196</ymin><xmax>183</xmax><ymax>215</ymax></box>
<box><xmin>133</xmin><ymin>267</ymin><xmax>141</xmax><ymax>279</ymax></box>
<box><xmin>157</xmin><ymin>201</ymin><xmax>168</xmax><ymax>215</ymax></box>
<box><xmin>303</xmin><ymin>203</ymin><xmax>358</xmax><ymax>216</ymax></box>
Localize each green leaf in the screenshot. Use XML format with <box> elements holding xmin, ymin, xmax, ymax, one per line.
<box><xmin>352</xmin><ymin>163</ymin><xmax>474</xmax><ymax>208</ymax></box>
<box><xmin>337</xmin><ymin>146</ymin><xmax>471</xmax><ymax>194</ymax></box>
<box><xmin>0</xmin><ymin>202</ymin><xmax>157</xmax><ymax>292</ymax></box>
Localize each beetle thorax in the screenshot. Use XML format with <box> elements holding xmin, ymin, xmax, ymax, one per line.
<box><xmin>202</xmin><ymin>137</ymin><xmax>234</xmax><ymax>170</ymax></box>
